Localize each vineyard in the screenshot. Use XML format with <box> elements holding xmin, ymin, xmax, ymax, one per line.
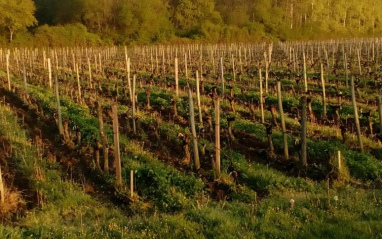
<box><xmin>0</xmin><ymin>39</ymin><xmax>381</xmax><ymax>238</ymax></box>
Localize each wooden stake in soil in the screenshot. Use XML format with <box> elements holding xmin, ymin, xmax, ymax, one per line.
<box><xmin>196</xmin><ymin>71</ymin><xmax>203</xmax><ymax>124</ymax></box>
<box><xmin>130</xmin><ymin>170</ymin><xmax>134</xmax><ymax>198</ymax></box>
<box><xmin>220</xmin><ymin>57</ymin><xmax>224</xmax><ymax>96</ymax></box>
<box><xmin>6</xmin><ymin>53</ymin><xmax>10</xmax><ymax>91</ymax></box>
<box><xmin>188</xmin><ymin>88</ymin><xmax>201</xmax><ymax>170</ymax></box>
<box><xmin>175</xmin><ymin>57</ymin><xmax>179</xmax><ymax>97</ymax></box>
<box><xmin>378</xmin><ymin>96</ymin><xmax>382</xmax><ymax>134</ymax></box>
<box><xmin>23</xmin><ymin>64</ymin><xmax>27</xmax><ymax>91</ymax></box>
<box><xmin>300</xmin><ymin>96</ymin><xmax>307</xmax><ymax>166</ymax></box>
<box><xmin>303</xmin><ymin>51</ymin><xmax>308</xmax><ymax>93</ymax></box>
<box><xmin>111</xmin><ymin>103</ymin><xmax>122</xmax><ymax>187</ymax></box>
<box><xmin>48</xmin><ymin>58</ymin><xmax>52</xmax><ymax>89</ymax></box>
<box><xmin>76</xmin><ymin>63</ymin><xmax>81</xmax><ymax>102</ymax></box>
<box><xmin>0</xmin><ymin>166</ymin><xmax>4</xmax><ymax>204</ymax></box>
<box><xmin>259</xmin><ymin>67</ymin><xmax>265</xmax><ymax>124</ymax></box>
<box><xmin>96</xmin><ymin>101</ymin><xmax>109</xmax><ymax>174</ymax></box>
<box><xmin>337</xmin><ymin>150</ymin><xmax>342</xmax><ymax>171</ymax></box>
<box><xmin>351</xmin><ymin>76</ymin><xmax>363</xmax><ymax>152</ymax></box>
<box><xmin>132</xmin><ymin>75</ymin><xmax>137</xmax><ymax>135</ymax></box>
<box><xmin>320</xmin><ymin>63</ymin><xmax>327</xmax><ymax>118</ymax></box>
<box><xmin>54</xmin><ymin>74</ymin><xmax>63</xmax><ymax>136</ymax></box>
<box><xmin>277</xmin><ymin>78</ymin><xmax>289</xmax><ymax>160</ymax></box>
<box><xmin>214</xmin><ymin>96</ymin><xmax>221</xmax><ymax>175</ymax></box>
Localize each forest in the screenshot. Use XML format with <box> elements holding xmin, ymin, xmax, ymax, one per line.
<box><xmin>0</xmin><ymin>1</ymin><xmax>382</xmax><ymax>239</ymax></box>
<box><xmin>1</xmin><ymin>0</ymin><xmax>382</xmax><ymax>46</ymax></box>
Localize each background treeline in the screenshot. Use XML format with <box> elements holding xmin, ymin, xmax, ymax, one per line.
<box><xmin>2</xmin><ymin>0</ymin><xmax>382</xmax><ymax>46</ymax></box>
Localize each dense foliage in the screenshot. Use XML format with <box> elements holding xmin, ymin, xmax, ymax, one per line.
<box><xmin>1</xmin><ymin>0</ymin><xmax>382</xmax><ymax>45</ymax></box>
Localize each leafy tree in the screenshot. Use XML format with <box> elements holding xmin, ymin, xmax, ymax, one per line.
<box><xmin>0</xmin><ymin>0</ymin><xmax>37</xmax><ymax>43</ymax></box>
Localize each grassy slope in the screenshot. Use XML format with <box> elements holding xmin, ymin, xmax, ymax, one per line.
<box><xmin>0</xmin><ymin>73</ymin><xmax>381</xmax><ymax>238</ymax></box>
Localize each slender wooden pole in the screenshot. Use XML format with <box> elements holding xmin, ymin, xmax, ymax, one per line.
<box><xmin>214</xmin><ymin>96</ymin><xmax>221</xmax><ymax>175</ymax></box>
<box><xmin>175</xmin><ymin>57</ymin><xmax>179</xmax><ymax>97</ymax></box>
<box><xmin>196</xmin><ymin>71</ymin><xmax>203</xmax><ymax>124</ymax></box>
<box><xmin>130</xmin><ymin>170</ymin><xmax>134</xmax><ymax>198</ymax></box>
<box><xmin>112</xmin><ymin>103</ymin><xmax>122</xmax><ymax>187</ymax></box>
<box><xmin>48</xmin><ymin>58</ymin><xmax>52</xmax><ymax>89</ymax></box>
<box><xmin>259</xmin><ymin>67</ymin><xmax>265</xmax><ymax>124</ymax></box>
<box><xmin>76</xmin><ymin>63</ymin><xmax>81</xmax><ymax>102</ymax></box>
<box><xmin>188</xmin><ymin>88</ymin><xmax>200</xmax><ymax>170</ymax></box>
<box><xmin>264</xmin><ymin>51</ymin><xmax>269</xmax><ymax>93</ymax></box>
<box><xmin>87</xmin><ymin>58</ymin><xmax>92</xmax><ymax>89</ymax></box>
<box><xmin>301</xmin><ymin>96</ymin><xmax>307</xmax><ymax>166</ymax></box>
<box><xmin>220</xmin><ymin>57</ymin><xmax>224</xmax><ymax>96</ymax></box>
<box><xmin>337</xmin><ymin>150</ymin><xmax>342</xmax><ymax>171</ymax></box>
<box><xmin>303</xmin><ymin>51</ymin><xmax>308</xmax><ymax>93</ymax></box>
<box><xmin>132</xmin><ymin>75</ymin><xmax>136</xmax><ymax>135</ymax></box>
<box><xmin>0</xmin><ymin>166</ymin><xmax>4</xmax><ymax>204</ymax></box>
<box><xmin>351</xmin><ymin>76</ymin><xmax>363</xmax><ymax>151</ymax></box>
<box><xmin>54</xmin><ymin>74</ymin><xmax>63</xmax><ymax>135</ymax></box>
<box><xmin>6</xmin><ymin>53</ymin><xmax>10</xmax><ymax>91</ymax></box>
<box><xmin>277</xmin><ymin>79</ymin><xmax>289</xmax><ymax>159</ymax></box>
<box><xmin>378</xmin><ymin>96</ymin><xmax>382</xmax><ymax>134</ymax></box>
<box><xmin>23</xmin><ymin>64</ymin><xmax>27</xmax><ymax>91</ymax></box>
<box><xmin>320</xmin><ymin>63</ymin><xmax>327</xmax><ymax>118</ymax></box>
<box><xmin>97</xmin><ymin>101</ymin><xmax>109</xmax><ymax>174</ymax></box>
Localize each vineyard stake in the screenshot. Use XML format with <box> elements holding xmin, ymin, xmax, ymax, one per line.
<box><xmin>188</xmin><ymin>88</ymin><xmax>200</xmax><ymax>170</ymax></box>
<box><xmin>351</xmin><ymin>76</ymin><xmax>363</xmax><ymax>152</ymax></box>
<box><xmin>277</xmin><ymin>78</ymin><xmax>289</xmax><ymax>159</ymax></box>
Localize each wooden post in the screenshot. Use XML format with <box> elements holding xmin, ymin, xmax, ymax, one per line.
<box><xmin>76</xmin><ymin>63</ymin><xmax>81</xmax><ymax>102</ymax></box>
<box><xmin>264</xmin><ymin>52</ymin><xmax>269</xmax><ymax>93</ymax></box>
<box><xmin>301</xmin><ymin>96</ymin><xmax>307</xmax><ymax>166</ymax></box>
<box><xmin>112</xmin><ymin>103</ymin><xmax>122</xmax><ymax>187</ymax></box>
<box><xmin>6</xmin><ymin>53</ymin><xmax>10</xmax><ymax>91</ymax></box>
<box><xmin>196</xmin><ymin>71</ymin><xmax>203</xmax><ymax>124</ymax></box>
<box><xmin>185</xmin><ymin>53</ymin><xmax>188</xmax><ymax>81</ymax></box>
<box><xmin>303</xmin><ymin>51</ymin><xmax>308</xmax><ymax>93</ymax></box>
<box><xmin>351</xmin><ymin>76</ymin><xmax>363</xmax><ymax>151</ymax></box>
<box><xmin>23</xmin><ymin>64</ymin><xmax>27</xmax><ymax>91</ymax></box>
<box><xmin>126</xmin><ymin>57</ymin><xmax>132</xmax><ymax>103</ymax></box>
<box><xmin>220</xmin><ymin>57</ymin><xmax>224</xmax><ymax>96</ymax></box>
<box><xmin>132</xmin><ymin>75</ymin><xmax>136</xmax><ymax>135</ymax></box>
<box><xmin>320</xmin><ymin>63</ymin><xmax>327</xmax><ymax>118</ymax></box>
<box><xmin>48</xmin><ymin>58</ymin><xmax>52</xmax><ymax>89</ymax></box>
<box><xmin>54</xmin><ymin>74</ymin><xmax>63</xmax><ymax>136</ymax></box>
<box><xmin>188</xmin><ymin>88</ymin><xmax>200</xmax><ymax>170</ymax></box>
<box><xmin>175</xmin><ymin>57</ymin><xmax>179</xmax><ymax>97</ymax></box>
<box><xmin>259</xmin><ymin>67</ymin><xmax>265</xmax><ymax>124</ymax></box>
<box><xmin>97</xmin><ymin>101</ymin><xmax>109</xmax><ymax>174</ymax></box>
<box><xmin>87</xmin><ymin>58</ymin><xmax>92</xmax><ymax>89</ymax></box>
<box><xmin>214</xmin><ymin>96</ymin><xmax>221</xmax><ymax>175</ymax></box>
<box><xmin>0</xmin><ymin>166</ymin><xmax>4</xmax><ymax>204</ymax></box>
<box><xmin>277</xmin><ymin>79</ymin><xmax>289</xmax><ymax>159</ymax></box>
<box><xmin>378</xmin><ymin>96</ymin><xmax>382</xmax><ymax>134</ymax></box>
<box><xmin>130</xmin><ymin>170</ymin><xmax>134</xmax><ymax>198</ymax></box>
<box><xmin>337</xmin><ymin>150</ymin><xmax>342</xmax><ymax>171</ymax></box>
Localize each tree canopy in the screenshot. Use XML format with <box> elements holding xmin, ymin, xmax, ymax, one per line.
<box><xmin>0</xmin><ymin>0</ymin><xmax>37</xmax><ymax>43</ymax></box>
<box><xmin>1</xmin><ymin>0</ymin><xmax>382</xmax><ymax>45</ymax></box>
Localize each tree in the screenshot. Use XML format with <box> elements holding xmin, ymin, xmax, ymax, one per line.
<box><xmin>0</xmin><ymin>0</ymin><xmax>37</xmax><ymax>43</ymax></box>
